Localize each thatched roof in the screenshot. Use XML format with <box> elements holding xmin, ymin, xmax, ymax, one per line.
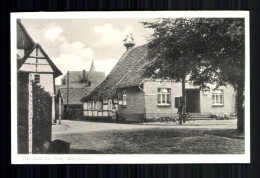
<box><xmin>81</xmin><ymin>45</ymin><xmax>149</xmax><ymax>102</ymax></box>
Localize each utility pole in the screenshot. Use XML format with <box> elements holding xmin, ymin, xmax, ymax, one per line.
<box><xmin>67</xmin><ymin>71</ymin><xmax>69</xmax><ymax>118</ymax></box>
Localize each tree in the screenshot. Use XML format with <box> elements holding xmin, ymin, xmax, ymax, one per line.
<box><xmin>142</xmin><ymin>18</ymin><xmax>245</xmax><ymax>131</ymax></box>
<box><xmin>142</xmin><ymin>18</ymin><xmax>211</xmax><ymax>124</ymax></box>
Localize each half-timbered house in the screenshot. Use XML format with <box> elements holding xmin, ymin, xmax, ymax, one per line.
<box><xmin>55</xmin><ymin>61</ymin><xmax>105</xmax><ymax>119</ymax></box>
<box><xmin>17</xmin><ymin>19</ymin><xmax>62</xmax><ymax>123</ymax></box>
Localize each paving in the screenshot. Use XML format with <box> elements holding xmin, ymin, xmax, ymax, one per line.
<box><xmin>51</xmin><ymin>119</ymin><xmax>244</xmax><ymax>154</ymax></box>
<box><xmin>52</xmin><ymin>119</ymin><xmax>237</xmax><ymax>135</ymax></box>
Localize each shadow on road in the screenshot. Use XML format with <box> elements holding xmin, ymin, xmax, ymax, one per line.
<box><xmin>69</xmin><ymin>149</ymin><xmax>103</xmax><ymax>154</ymax></box>
<box><xmin>203</xmin><ymin>129</ymin><xmax>244</xmax><ymax>139</ymax></box>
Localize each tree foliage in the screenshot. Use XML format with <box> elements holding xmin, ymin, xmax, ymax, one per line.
<box><xmin>142</xmin><ymin>18</ymin><xmax>244</xmax><ymax>86</ymax></box>
<box><xmin>142</xmin><ymin>18</ymin><xmax>207</xmax><ymax>82</ymax></box>
<box><xmin>142</xmin><ymin>18</ymin><xmax>245</xmax><ymax>131</ymax></box>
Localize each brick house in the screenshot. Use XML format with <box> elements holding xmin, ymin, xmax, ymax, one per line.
<box><xmin>17</xmin><ymin>19</ymin><xmax>63</xmax><ymax>123</ymax></box>
<box><xmin>81</xmin><ymin>36</ymin><xmax>236</xmax><ymax>122</ymax></box>
<box><xmin>56</xmin><ymin>61</ymin><xmax>105</xmax><ymax>119</ymax></box>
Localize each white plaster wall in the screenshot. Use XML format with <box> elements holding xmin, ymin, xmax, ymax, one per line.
<box><xmin>34</xmin><ymin>73</ymin><xmax>54</xmax><ymax>95</ymax></box>
<box><xmin>143</xmin><ymin>81</ymin><xmax>182</xmax><ymax>118</ymax></box>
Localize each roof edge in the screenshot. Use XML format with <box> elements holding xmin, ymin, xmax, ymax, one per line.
<box><xmin>19</xmin><ymin>43</ymin><xmax>63</xmax><ymax>77</ymax></box>
<box><xmin>17</xmin><ymin>20</ymin><xmax>35</xmax><ymax>45</ymax></box>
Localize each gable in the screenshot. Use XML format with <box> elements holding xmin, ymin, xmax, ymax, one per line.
<box><xmin>18</xmin><ymin>43</ymin><xmax>62</xmax><ymax>77</ymax></box>
<box><xmin>19</xmin><ymin>45</ymin><xmax>54</xmax><ymax>73</ymax></box>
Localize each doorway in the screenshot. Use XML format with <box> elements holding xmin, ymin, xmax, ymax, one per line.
<box><xmin>186</xmin><ymin>89</ymin><xmax>200</xmax><ymax>113</ymax></box>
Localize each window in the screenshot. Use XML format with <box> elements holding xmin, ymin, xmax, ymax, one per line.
<box><xmin>34</xmin><ymin>74</ymin><xmax>40</xmax><ymax>84</ymax></box>
<box><xmin>122</xmin><ymin>91</ymin><xmax>127</xmax><ymax>106</ymax></box>
<box><xmin>88</xmin><ymin>101</ymin><xmax>96</xmax><ymax>110</ymax></box>
<box><xmin>118</xmin><ymin>91</ymin><xmax>126</xmax><ymax>107</ymax></box>
<box><xmin>92</xmin><ymin>101</ymin><xmax>96</xmax><ymax>110</ymax></box>
<box><xmin>158</xmin><ymin>88</ymin><xmax>171</xmax><ymax>105</ymax></box>
<box><xmin>212</xmin><ymin>89</ymin><xmax>224</xmax><ymax>105</ymax></box>
<box><xmin>97</xmin><ymin>101</ymin><xmax>102</xmax><ymax>111</ymax></box>
<box><xmin>108</xmin><ymin>100</ymin><xmax>113</xmax><ymax>110</ymax></box>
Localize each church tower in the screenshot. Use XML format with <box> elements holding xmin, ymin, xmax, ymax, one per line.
<box><xmin>89</xmin><ymin>59</ymin><xmax>96</xmax><ymax>72</ymax></box>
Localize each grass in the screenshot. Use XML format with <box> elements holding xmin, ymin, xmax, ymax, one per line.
<box><xmin>52</xmin><ymin>128</ymin><xmax>244</xmax><ymax>154</ymax></box>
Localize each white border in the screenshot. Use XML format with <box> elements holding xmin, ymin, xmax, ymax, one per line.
<box><xmin>11</xmin><ymin>11</ymin><xmax>250</xmax><ymax>164</ymax></box>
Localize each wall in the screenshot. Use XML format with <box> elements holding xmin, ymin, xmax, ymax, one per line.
<box><xmin>199</xmin><ymin>84</ymin><xmax>236</xmax><ymax>116</ymax></box>
<box><xmin>17</xmin><ymin>79</ymin><xmax>29</xmax><ymax>153</ymax></box>
<box><xmin>83</xmin><ymin>100</ymin><xmax>114</xmax><ymax>120</ymax></box>
<box><xmin>143</xmin><ymin>80</ymin><xmax>182</xmax><ymax>119</ymax></box>
<box><xmin>117</xmin><ymin>87</ymin><xmax>146</xmax><ymax>122</ymax></box>
<box><xmin>35</xmin><ymin>73</ymin><xmax>54</xmax><ymax>95</ymax></box>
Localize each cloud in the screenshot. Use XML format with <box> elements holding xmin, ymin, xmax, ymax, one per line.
<box><xmin>53</xmin><ymin>53</ymin><xmax>92</xmax><ymax>85</ymax></box>
<box><xmin>44</xmin><ymin>25</ymin><xmax>63</xmax><ymax>41</ymax></box>
<box><xmin>72</xmin><ymin>41</ymin><xmax>85</xmax><ymax>49</ymax></box>
<box><xmin>43</xmin><ymin>24</ymin><xmax>96</xmax><ymax>85</ymax></box>
<box><xmin>60</xmin><ymin>41</ymin><xmax>94</xmax><ymax>60</ymax></box>
<box><xmin>94</xmin><ymin>23</ymin><xmax>133</xmax><ymax>47</ymax></box>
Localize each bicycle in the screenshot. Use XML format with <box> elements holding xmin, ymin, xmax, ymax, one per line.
<box><xmin>173</xmin><ymin>112</ymin><xmax>195</xmax><ymax>124</ymax></box>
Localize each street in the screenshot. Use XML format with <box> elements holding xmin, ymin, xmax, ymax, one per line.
<box><xmin>52</xmin><ymin>120</ymin><xmax>244</xmax><ymax>154</ymax></box>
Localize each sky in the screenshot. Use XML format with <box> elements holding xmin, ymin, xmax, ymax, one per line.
<box><xmin>21</xmin><ymin>18</ymin><xmax>154</xmax><ymax>85</ymax></box>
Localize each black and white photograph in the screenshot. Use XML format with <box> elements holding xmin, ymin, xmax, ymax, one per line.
<box><xmin>11</xmin><ymin>11</ymin><xmax>250</xmax><ymax>164</ymax></box>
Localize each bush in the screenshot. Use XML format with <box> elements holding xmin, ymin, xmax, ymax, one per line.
<box><xmin>213</xmin><ymin>113</ymin><xmax>236</xmax><ymax>120</ymax></box>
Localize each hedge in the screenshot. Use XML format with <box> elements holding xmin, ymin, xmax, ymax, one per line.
<box><xmin>17</xmin><ymin>78</ymin><xmax>52</xmax><ymax>154</ymax></box>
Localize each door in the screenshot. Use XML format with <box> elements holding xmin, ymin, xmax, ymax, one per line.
<box><xmin>186</xmin><ymin>89</ymin><xmax>200</xmax><ymax>113</ymax></box>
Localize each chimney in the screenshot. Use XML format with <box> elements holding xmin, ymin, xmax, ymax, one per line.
<box><xmin>83</xmin><ymin>69</ymin><xmax>86</xmax><ymax>80</ymax></box>
<box><xmin>123</xmin><ymin>33</ymin><xmax>135</xmax><ymax>51</ymax></box>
